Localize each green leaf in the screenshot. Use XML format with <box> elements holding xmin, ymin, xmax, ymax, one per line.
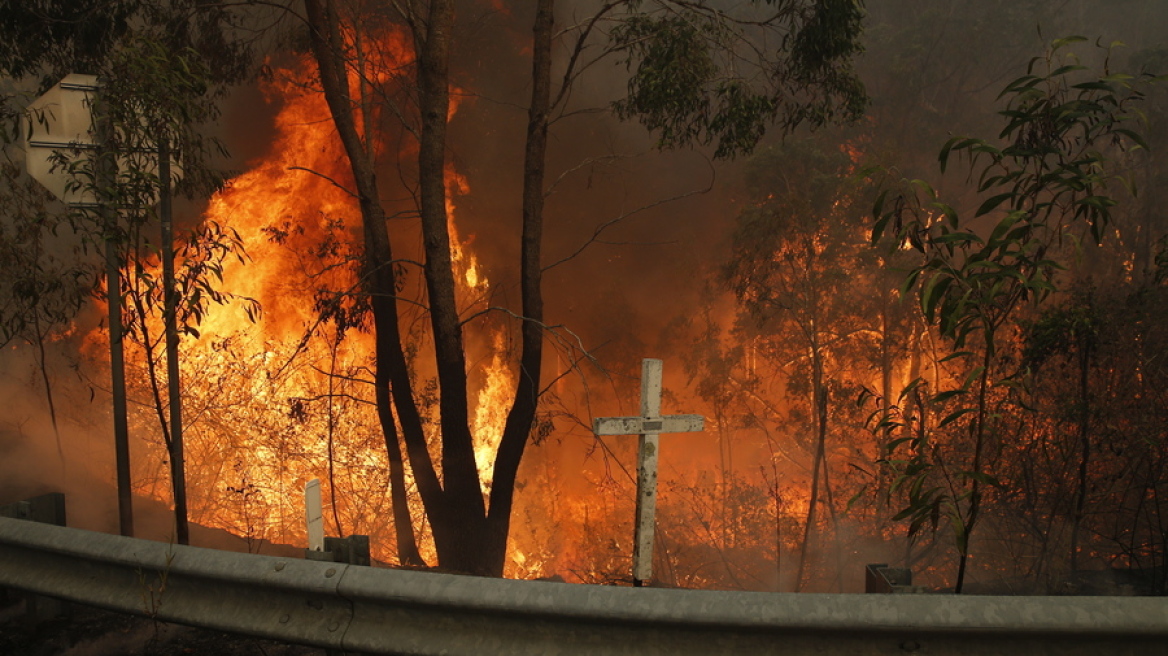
<box><xmin>975</xmin><ymin>193</ymin><xmax>1015</xmax><ymax>217</ymax></box>
<box><xmin>886</xmin><ymin>437</ymin><xmax>915</xmax><ymax>452</ymax></box>
<box><xmin>845</xmin><ymin>487</ymin><xmax>867</xmax><ymax>514</ymax></box>
<box><xmin>939</xmin><ymin>351</ymin><xmax>974</xmax><ymax>363</ymax></box>
<box><xmin>901</xmin><ymin>268</ymin><xmax>922</xmax><ymax>295</ymax></box>
<box><xmin>892</xmin><ymin>506</ymin><xmax>916</xmax><ymax>522</ymax></box>
<box><xmin>1077</xmin><ymin>195</ymin><xmax>1117</xmax><ymax>211</ymax></box>
<box><xmin>952</xmin><ymin>515</ymin><xmax>969</xmax><ymax>553</ymax></box>
<box><xmin>959</xmin><ymin>471</ymin><xmax>1003</xmax><ymax>487</ymax></box>
<box><xmin>1051</xmin><ymin>35</ymin><xmax>1088</xmax><ymax>50</ymax></box>
<box><xmin>938</xmin><ymin>137</ymin><xmax>968</xmax><ymax>173</ymax></box>
<box><xmin>909</xmin><ymin>179</ymin><xmax>936</xmax><ymax>198</ymax></box>
<box><xmin>898</xmin><ymin>377</ymin><xmax>924</xmax><ymax>401</ymax></box>
<box><xmin>871</xmin><ymin>205</ymin><xmax>892</xmax><ymax>246</ymax></box>
<box><xmin>1050</xmin><ymin>64</ymin><xmax>1088</xmax><ymax>78</ymax></box>
<box><xmin>998</xmin><ymin>75</ymin><xmax>1041</xmax><ymax>99</ymax></box>
<box><xmin>931</xmin><ymin>389</ymin><xmax>965</xmax><ymax>405</ymax></box>
<box><xmin>933</xmin><ymin>202</ymin><xmax>960</xmax><ymax>226</ymax></box>
<box><xmin>920</xmin><ymin>273</ymin><xmax>953</xmax><ymax>322</ymax></box>
<box><xmin>938</xmin><ymin>408</ymin><xmax>975</xmax><ymax>428</ymax></box>
<box><xmin>963</xmin><ymin>259</ymin><xmax>1000</xmax><ymax>272</ymax></box>
<box><xmin>933</xmin><ymin>231</ymin><xmax>982</xmax><ymax>246</ymax></box>
<box><xmin>1072</xmin><ymin>81</ymin><xmax>1114</xmax><ymax>92</ymax></box>
<box><xmin>1102</xmin><ymin>72</ymin><xmax>1134</xmax><ymax>83</ymax></box>
<box><xmin>987</xmin><ymin>211</ymin><xmax>1026</xmax><ymax>246</ymax></box>
<box><xmin>960</xmin><ymin>365</ymin><xmax>986</xmax><ymax>392</ymax></box>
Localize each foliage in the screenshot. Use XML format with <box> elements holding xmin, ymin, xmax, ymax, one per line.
<box><xmin>122</xmin><ymin>221</ymin><xmax>258</xmax><ymax>341</ymax></box>
<box><xmin>0</xmin><ymin>2</ymin><xmax>255</xmax><ymax>370</ymax></box>
<box><xmin>719</xmin><ymin>136</ymin><xmax>877</xmax><ymax>589</ymax></box>
<box><xmin>870</xmin><ymin>37</ymin><xmax>1157</xmax><ymax>590</ymax></box>
<box><xmin>292</xmin><ymin>0</ymin><xmax>876</xmax><ymax>577</ymax></box>
<box><xmin>100</xmin><ymin>36</ymin><xmax>229</xmax><ymax>201</ymax></box>
<box><xmin>724</xmin><ymin>139</ymin><xmax>875</xmax><ymax>368</ymax></box>
<box><xmin>1021</xmin><ymin>290</ymin><xmax>1100</xmax><ymax>373</ymax></box>
<box><xmin>729</xmin><ymin>143</ymin><xmax>865</xmax><ymax>277</ymax></box>
<box><xmin>50</xmin><ymin>29</ymin><xmax>260</xmax><ymax>344</ymax></box>
<box><xmin>0</xmin><ymin>162</ymin><xmax>91</xmax><ymax>348</ymax></box>
<box><xmin>0</xmin><ymin>0</ymin><xmax>139</xmax><ymax>80</ymax></box>
<box><xmin>612</xmin><ymin>0</ymin><xmax>867</xmax><ymax>158</ymax></box>
<box><xmin>874</xmin><ymin>38</ymin><xmax>1152</xmax><ymax>349</ymax></box>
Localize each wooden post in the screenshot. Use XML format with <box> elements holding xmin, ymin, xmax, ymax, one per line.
<box><xmin>594</xmin><ymin>358</ymin><xmax>704</xmax><ymax>587</ymax></box>
<box><xmin>305</xmin><ymin>479</ymin><xmax>324</xmax><ymax>553</ymax></box>
<box><xmin>633</xmin><ymin>359</ymin><xmax>661</xmax><ymax>588</ymax></box>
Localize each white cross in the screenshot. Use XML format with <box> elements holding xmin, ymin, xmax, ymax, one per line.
<box><xmin>305</xmin><ymin>478</ymin><xmax>324</xmax><ymax>552</ymax></box>
<box><xmin>593</xmin><ymin>358</ymin><xmax>704</xmax><ymax>587</ymax></box>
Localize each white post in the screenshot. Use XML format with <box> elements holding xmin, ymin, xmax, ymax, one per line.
<box><xmin>305</xmin><ymin>479</ymin><xmax>324</xmax><ymax>552</ymax></box>
<box><xmin>633</xmin><ymin>359</ymin><xmax>662</xmax><ymax>587</ymax></box>
<box><xmin>593</xmin><ymin>358</ymin><xmax>705</xmax><ymax>588</ymax></box>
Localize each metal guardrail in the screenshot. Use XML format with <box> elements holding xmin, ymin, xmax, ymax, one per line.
<box><xmin>1</xmin><ymin>516</ymin><xmax>1166</xmax><ymax>655</ymax></box>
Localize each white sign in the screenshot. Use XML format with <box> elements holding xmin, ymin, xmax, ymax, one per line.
<box><xmin>305</xmin><ymin>479</ymin><xmax>324</xmax><ymax>552</ymax></box>
<box><xmin>25</xmin><ymin>74</ymin><xmax>100</xmax><ymax>206</ymax></box>
<box><xmin>593</xmin><ymin>358</ymin><xmax>705</xmax><ymax>586</ymax></box>
<box><xmin>24</xmin><ymin>73</ymin><xmax>179</xmax><ymax>208</ymax></box>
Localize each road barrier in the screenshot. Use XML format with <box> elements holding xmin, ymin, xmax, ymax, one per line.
<box><xmin>0</xmin><ymin>516</ymin><xmax>1166</xmax><ymax>655</ymax></box>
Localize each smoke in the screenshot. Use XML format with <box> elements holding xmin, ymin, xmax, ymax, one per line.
<box><xmin>5</xmin><ymin>0</ymin><xmax>1168</xmax><ymax>591</ymax></box>
<box><xmin>0</xmin><ymin>333</ymin><xmax>302</xmax><ymax>557</ymax></box>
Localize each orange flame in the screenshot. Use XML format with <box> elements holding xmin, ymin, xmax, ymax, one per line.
<box><xmin>103</xmin><ymin>27</ymin><xmax>525</xmax><ymax>569</ymax></box>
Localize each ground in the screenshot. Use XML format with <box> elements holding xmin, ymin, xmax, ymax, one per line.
<box><xmin>0</xmin><ymin>598</ymin><xmax>325</xmax><ymax>656</ymax></box>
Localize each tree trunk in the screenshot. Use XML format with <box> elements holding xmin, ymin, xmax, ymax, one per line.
<box><xmin>1070</xmin><ymin>336</ymin><xmax>1092</xmax><ymax>571</ymax></box>
<box><xmin>412</xmin><ymin>0</ymin><xmax>490</xmax><ymax>574</ymax></box>
<box><xmin>302</xmin><ymin>0</ymin><xmax>432</xmax><ymax>566</ymax></box>
<box><xmin>954</xmin><ymin>340</ymin><xmax>994</xmax><ymax>593</ymax></box>
<box><xmin>880</xmin><ymin>286</ymin><xmax>893</xmax><ymax>429</ymax></box>
<box><xmin>876</xmin><ymin>284</ymin><xmax>893</xmax><ymax>501</ymax></box>
<box><xmin>483</xmin><ymin>0</ymin><xmax>554</xmax><ymax>577</ymax></box>
<box><xmin>306</xmin><ymin>0</ymin><xmax>553</xmax><ymax>576</ymax></box>
<box><xmin>31</xmin><ymin>311</ymin><xmax>64</xmax><ymax>466</ymax></box>
<box><xmin>795</xmin><ymin>345</ymin><xmax>828</xmax><ymax>592</ymax></box>
<box><xmin>159</xmin><ymin>137</ymin><xmax>190</xmax><ymax>546</ymax></box>
<box><xmin>96</xmin><ymin>93</ymin><xmax>134</xmax><ymax>538</ymax></box>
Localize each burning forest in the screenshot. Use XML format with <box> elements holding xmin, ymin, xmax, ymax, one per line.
<box><xmin>1</xmin><ymin>0</ymin><xmax>1168</xmax><ymax>598</ymax></box>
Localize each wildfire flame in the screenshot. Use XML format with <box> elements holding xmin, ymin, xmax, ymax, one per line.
<box><xmin>86</xmin><ymin>24</ymin><xmax>865</xmax><ymax>591</ymax></box>
<box><xmin>112</xmin><ymin>29</ymin><xmax>519</xmax><ymax>568</ymax></box>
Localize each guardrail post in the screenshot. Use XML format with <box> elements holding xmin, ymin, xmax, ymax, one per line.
<box><xmin>307</xmin><ymin>535</ymin><xmax>371</xmax><ymax>567</ymax></box>
<box><xmin>326</xmin><ymin>536</ymin><xmax>371</xmax><ymax>566</ymax></box>
<box><xmin>0</xmin><ymin>493</ymin><xmax>70</xmax><ymax>621</ymax></box>
<box><xmin>0</xmin><ymin>492</ymin><xmax>66</xmax><ymax>526</ymax></box>
<box><xmin>865</xmin><ymin>563</ymin><xmax>922</xmax><ymax>594</ymax></box>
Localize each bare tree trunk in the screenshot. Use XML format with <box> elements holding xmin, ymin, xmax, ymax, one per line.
<box><xmin>159</xmin><ymin>138</ymin><xmax>189</xmax><ymax>546</ymax></box>
<box><xmin>771</xmin><ymin>478</ymin><xmax>782</xmax><ymax>590</ymax></box>
<box><xmin>1070</xmin><ymin>338</ymin><xmax>1092</xmax><ymax>571</ymax></box>
<box><xmin>326</xmin><ymin>332</ymin><xmax>343</xmax><ymax>537</ymax></box>
<box><xmin>795</xmin><ymin>347</ymin><xmax>828</xmax><ymax>592</ymax></box>
<box><xmin>411</xmin><ymin>0</ymin><xmax>490</xmax><ymax>574</ymax></box>
<box><xmin>955</xmin><ymin>340</ymin><xmax>994</xmax><ymax>593</ymax></box>
<box><xmin>96</xmin><ymin>95</ymin><xmax>134</xmax><ymax>538</ymax></box>
<box><xmin>881</xmin><ymin>289</ymin><xmax>893</xmax><ymax>415</ymax></box>
<box><xmin>302</xmin><ymin>0</ymin><xmax>431</xmax><ymax>566</ymax></box>
<box><xmin>903</xmin><ymin>319</ymin><xmax>924</xmax><ymax>567</ymax></box>
<box><xmin>485</xmin><ymin>0</ymin><xmax>554</xmax><ymax>576</ymax></box>
<box><xmin>31</xmin><ymin>311</ymin><xmax>64</xmax><ymax>466</ymax></box>
<box><xmin>306</xmin><ymin>0</ymin><xmax>552</xmax><ymax>576</ymax></box>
